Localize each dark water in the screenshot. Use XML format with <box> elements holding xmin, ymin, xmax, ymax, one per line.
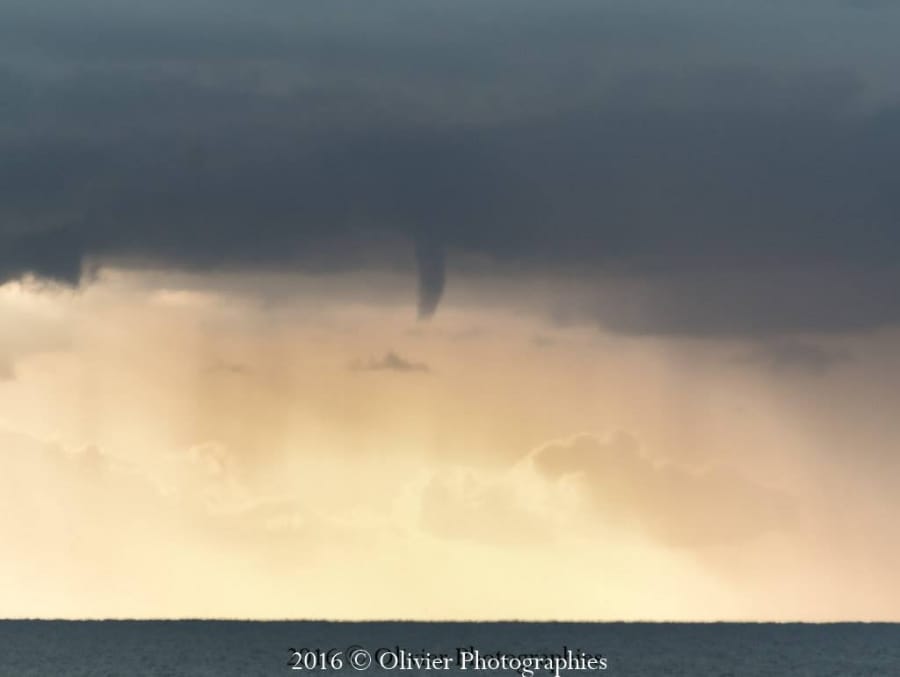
<box><xmin>1</xmin><ymin>621</ymin><xmax>898</xmax><ymax>677</ymax></box>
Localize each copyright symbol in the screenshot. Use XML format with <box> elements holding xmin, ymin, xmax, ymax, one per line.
<box><xmin>347</xmin><ymin>646</ymin><xmax>372</xmax><ymax>671</ymax></box>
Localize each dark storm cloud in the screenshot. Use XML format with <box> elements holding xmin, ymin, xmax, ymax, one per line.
<box><xmin>844</xmin><ymin>0</ymin><xmax>900</xmax><ymax>9</ymax></box>
<box><xmin>3</xmin><ymin>0</ymin><xmax>900</xmax><ymax>334</ymax></box>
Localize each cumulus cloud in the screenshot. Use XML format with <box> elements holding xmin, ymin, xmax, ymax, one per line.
<box><xmin>0</xmin><ymin>425</ymin><xmax>384</xmax><ymax>613</ymax></box>
<box><xmin>418</xmin><ymin>466</ymin><xmax>554</xmax><ymax>545</ymax></box>
<box><xmin>531</xmin><ymin>433</ymin><xmax>792</xmax><ymax>547</ymax></box>
<box><xmin>415</xmin><ymin>432</ymin><xmax>792</xmax><ymax>550</ymax></box>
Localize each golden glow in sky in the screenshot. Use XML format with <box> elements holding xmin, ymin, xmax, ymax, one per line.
<box><xmin>2</xmin><ymin>271</ymin><xmax>899</xmax><ymax>621</ymax></box>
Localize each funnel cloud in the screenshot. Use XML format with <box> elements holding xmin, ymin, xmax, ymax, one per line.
<box><xmin>414</xmin><ymin>237</ymin><xmax>446</xmax><ymax>319</ymax></box>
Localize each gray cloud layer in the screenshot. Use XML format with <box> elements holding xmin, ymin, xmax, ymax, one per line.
<box><xmin>3</xmin><ymin>0</ymin><xmax>900</xmax><ymax>334</ymax></box>
<box><xmin>736</xmin><ymin>341</ymin><xmax>853</xmax><ymax>375</ymax></box>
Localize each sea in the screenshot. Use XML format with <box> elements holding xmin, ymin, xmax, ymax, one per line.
<box><xmin>1</xmin><ymin>621</ymin><xmax>898</xmax><ymax>676</ymax></box>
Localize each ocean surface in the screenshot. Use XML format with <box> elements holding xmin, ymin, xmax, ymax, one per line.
<box><xmin>1</xmin><ymin>621</ymin><xmax>898</xmax><ymax>677</ymax></box>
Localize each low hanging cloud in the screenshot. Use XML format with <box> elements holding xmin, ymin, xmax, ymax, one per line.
<box><xmin>350</xmin><ymin>351</ymin><xmax>430</xmax><ymax>373</ymax></box>
<box><xmin>736</xmin><ymin>341</ymin><xmax>853</xmax><ymax>375</ymax></box>
<box><xmin>204</xmin><ymin>359</ymin><xmax>249</xmax><ymax>376</ymax></box>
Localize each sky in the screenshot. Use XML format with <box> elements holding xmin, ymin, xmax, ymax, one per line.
<box><xmin>2</xmin><ymin>0</ymin><xmax>900</xmax><ymax>620</ymax></box>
